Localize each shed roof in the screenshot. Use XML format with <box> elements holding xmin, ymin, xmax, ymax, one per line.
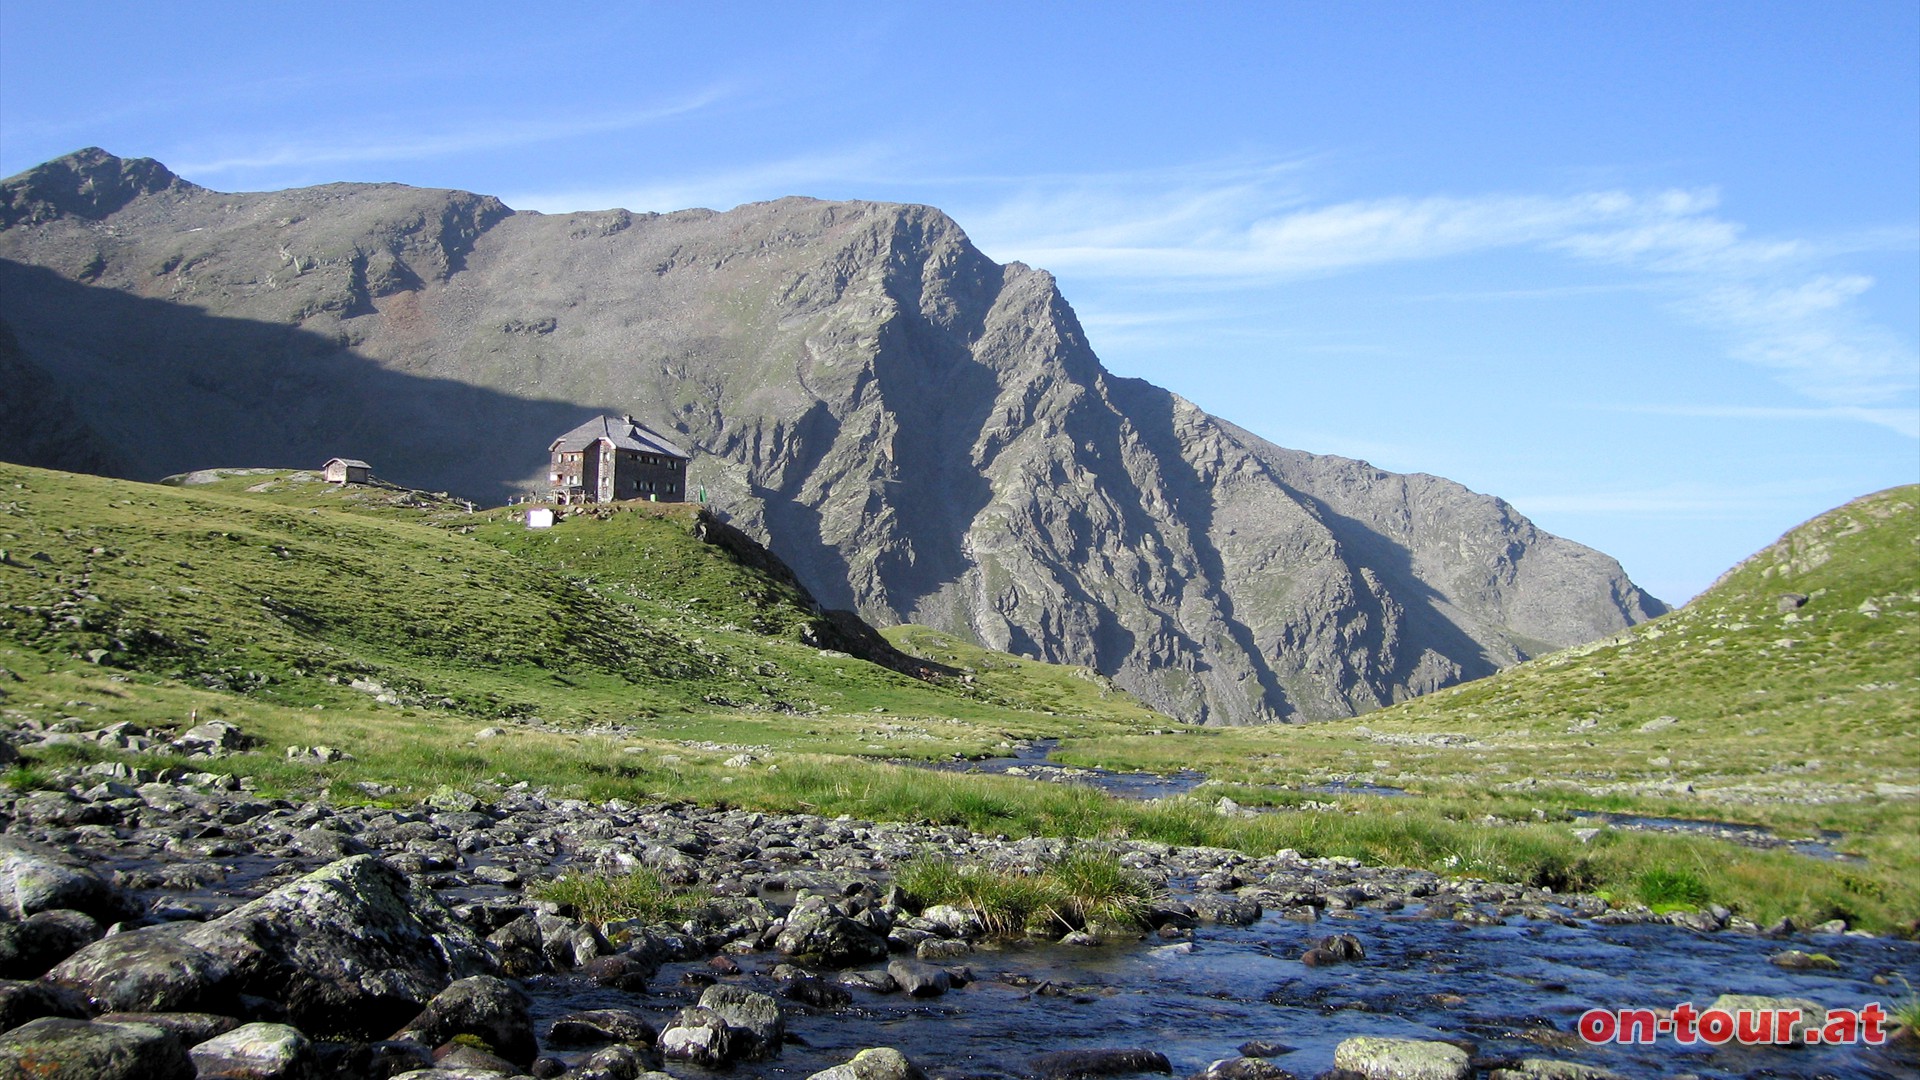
<box><xmin>323</xmin><ymin>458</ymin><xmax>371</xmax><ymax>470</ymax></box>
<box><xmin>548</xmin><ymin>415</ymin><xmax>689</xmax><ymax>459</ymax></box>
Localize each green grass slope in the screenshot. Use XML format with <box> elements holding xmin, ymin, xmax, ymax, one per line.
<box><xmin>0</xmin><ymin>464</ymin><xmax>1157</xmax><ymax>753</ymax></box>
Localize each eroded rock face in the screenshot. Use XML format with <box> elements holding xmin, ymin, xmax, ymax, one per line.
<box><xmin>0</xmin><ymin>150</ymin><xmax>1666</xmax><ymax>724</ymax></box>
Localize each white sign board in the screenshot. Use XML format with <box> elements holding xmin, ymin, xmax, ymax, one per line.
<box><xmin>525</xmin><ymin>508</ymin><xmax>555</xmax><ymax>529</ymax></box>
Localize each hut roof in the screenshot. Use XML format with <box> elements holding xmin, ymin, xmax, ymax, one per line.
<box><xmin>548</xmin><ymin>415</ymin><xmax>689</xmax><ymax>459</ymax></box>
<box><xmin>323</xmin><ymin>458</ymin><xmax>371</xmax><ymax>470</ymax></box>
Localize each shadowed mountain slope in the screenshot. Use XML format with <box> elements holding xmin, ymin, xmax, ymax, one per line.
<box><xmin>0</xmin><ymin>149</ymin><xmax>1666</xmax><ymax>722</ymax></box>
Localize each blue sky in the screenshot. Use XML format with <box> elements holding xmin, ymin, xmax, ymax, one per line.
<box><xmin>3</xmin><ymin>1</ymin><xmax>1915</xmax><ymax>602</ymax></box>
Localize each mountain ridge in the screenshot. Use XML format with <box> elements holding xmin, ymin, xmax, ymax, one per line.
<box><xmin>0</xmin><ymin>148</ymin><xmax>1667</xmax><ymax>723</ymax></box>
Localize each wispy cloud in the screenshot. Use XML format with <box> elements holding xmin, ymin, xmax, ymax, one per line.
<box><xmin>951</xmin><ymin>164</ymin><xmax>1918</xmax><ymax>431</ymax></box>
<box><xmin>173</xmin><ymin>89</ymin><xmax>731</xmax><ymax>178</ymax></box>
<box><xmin>1610</xmin><ymin>402</ymin><xmax>1920</xmax><ymax>438</ymax></box>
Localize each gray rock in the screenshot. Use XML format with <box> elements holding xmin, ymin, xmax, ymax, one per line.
<box><xmin>0</xmin><ymin>1016</ymin><xmax>195</xmax><ymax>1080</ymax></box>
<box><xmin>698</xmin><ymin>983</ymin><xmax>785</xmax><ymax>1060</ymax></box>
<box><xmin>1767</xmin><ymin>948</ymin><xmax>1841</xmax><ymax>971</ymax></box>
<box><xmin>391</xmin><ymin>974</ymin><xmax>535</xmax><ymax>1067</ymax></box>
<box><xmin>657</xmin><ymin>1006</ymin><xmax>735</xmax><ymax>1066</ymax></box>
<box><xmin>915</xmin><ymin>937</ymin><xmax>973</xmax><ymax>960</ymax></box>
<box><xmin>918</xmin><ymin>904</ymin><xmax>982</xmax><ymax>938</ymax></box>
<box><xmin>93</xmin><ymin>1010</ymin><xmax>239</xmax><ymax>1045</ymax></box>
<box><xmin>0</xmin><ymin>978</ymin><xmax>93</xmax><ymax>1030</ymax></box>
<box><xmin>1186</xmin><ymin>1058</ymin><xmax>1300</xmax><ymax>1080</ymax></box>
<box><xmin>169</xmin><ymin>719</ymin><xmax>256</xmax><ymax>756</ymax></box>
<box><xmin>0</xmin><ymin>908</ymin><xmax>100</xmax><ymax>978</ymax></box>
<box><xmin>885</xmin><ymin>958</ymin><xmax>950</xmax><ymax>998</ymax></box>
<box><xmin>573</xmin><ymin>1043</ymin><xmax>657</xmax><ymax>1080</ymax></box>
<box><xmin>188</xmin><ymin>1021</ymin><xmax>314</xmax><ymax>1080</ymax></box>
<box><xmin>774</xmin><ymin>901</ymin><xmax>888</xmax><ymax>966</ymax></box>
<box><xmin>1487</xmin><ymin>1060</ymin><xmax>1626</xmax><ymax>1080</ymax></box>
<box><xmin>1301</xmin><ymin>932</ymin><xmax>1365</xmax><ymax>966</ymax></box>
<box><xmin>1331</xmin><ymin>1036</ymin><xmax>1470</xmax><ymax>1080</ymax></box>
<box><xmin>545</xmin><ymin>1008</ymin><xmax>658</xmax><ymax>1049</ymax></box>
<box><xmin>45</xmin><ymin>922</ymin><xmax>237</xmax><ymax>1013</ymax></box>
<box><xmin>1705</xmin><ymin>994</ymin><xmax>1826</xmax><ymax>1041</ymax></box>
<box><xmin>808</xmin><ymin>1046</ymin><xmax>928</xmax><ymax>1080</ymax></box>
<box><xmin>425</xmin><ymin>1042</ymin><xmax>524</xmax><ymax>1075</ymax></box>
<box><xmin>0</xmin><ymin>836</ymin><xmax>118</xmax><ymax>919</ymax></box>
<box><xmin>174</xmin><ymin>854</ymin><xmax>493</xmax><ymax>1039</ymax></box>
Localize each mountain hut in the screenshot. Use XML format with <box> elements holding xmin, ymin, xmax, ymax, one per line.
<box><xmin>322</xmin><ymin>458</ymin><xmax>371</xmax><ymax>484</ymax></box>
<box><xmin>547</xmin><ymin>415</ymin><xmax>690</xmax><ymax>504</ymax></box>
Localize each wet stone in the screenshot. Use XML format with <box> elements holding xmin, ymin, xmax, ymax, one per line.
<box><xmin>1030</xmin><ymin>1047</ymin><xmax>1174</xmax><ymax>1078</ymax></box>
<box><xmin>545</xmin><ymin>1008</ymin><xmax>658</xmax><ymax>1049</ymax></box>
<box><xmin>0</xmin><ymin>978</ymin><xmax>93</xmax><ymax>1031</ymax></box>
<box><xmin>0</xmin><ymin>1016</ymin><xmax>196</xmax><ymax>1080</ymax></box>
<box><xmin>1186</xmin><ymin>1057</ymin><xmax>1300</xmax><ymax>1080</ymax></box>
<box><xmin>698</xmin><ymin>983</ymin><xmax>785</xmax><ymax>1060</ymax></box>
<box><xmin>808</xmin><ymin>1046</ymin><xmax>929</xmax><ymax>1080</ymax></box>
<box><xmin>1332</xmin><ymin>1036</ymin><xmax>1470</xmax><ymax>1080</ymax></box>
<box><xmin>391</xmin><ymin>974</ymin><xmax>535</xmax><ymax>1068</ymax></box>
<box><xmin>187</xmin><ymin>1021</ymin><xmax>313</xmax><ymax>1080</ymax></box>
<box><xmin>886</xmin><ymin>958</ymin><xmax>950</xmax><ymax>998</ymax></box>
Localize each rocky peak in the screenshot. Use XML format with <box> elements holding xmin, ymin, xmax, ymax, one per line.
<box><xmin>0</xmin><ymin>148</ymin><xmax>199</xmax><ymax>228</ymax></box>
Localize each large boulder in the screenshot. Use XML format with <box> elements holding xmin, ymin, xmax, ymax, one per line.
<box><xmin>773</xmin><ymin>899</ymin><xmax>888</xmax><ymax>967</ymax></box>
<box><xmin>44</xmin><ymin>922</ymin><xmax>238</xmax><ymax>1014</ymax></box>
<box><xmin>187</xmin><ymin>1022</ymin><xmax>316</xmax><ymax>1080</ymax></box>
<box><xmin>0</xmin><ymin>836</ymin><xmax>121</xmax><ymax>920</ymax></box>
<box><xmin>0</xmin><ymin>1016</ymin><xmax>195</xmax><ymax>1080</ymax></box>
<box><xmin>170</xmin><ymin>854</ymin><xmax>491</xmax><ymax>1039</ymax></box>
<box><xmin>697</xmin><ymin>983</ymin><xmax>785</xmax><ymax>1060</ymax></box>
<box><xmin>0</xmin><ymin>978</ymin><xmax>92</xmax><ymax>1030</ymax></box>
<box><xmin>390</xmin><ymin>974</ymin><xmax>535</xmax><ymax>1067</ymax></box>
<box><xmin>0</xmin><ymin>908</ymin><xmax>100</xmax><ymax>978</ymax></box>
<box><xmin>1332</xmin><ymin>1037</ymin><xmax>1470</xmax><ymax>1080</ymax></box>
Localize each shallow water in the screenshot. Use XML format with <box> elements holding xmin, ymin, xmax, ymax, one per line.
<box><xmin>926</xmin><ymin>739</ymin><xmax>1211</xmax><ymax>800</ymax></box>
<box><xmin>528</xmin><ymin>902</ymin><xmax>1920</xmax><ymax>1079</ymax></box>
<box><xmin>923</xmin><ymin>743</ymin><xmax>1859</xmax><ymax>859</ymax></box>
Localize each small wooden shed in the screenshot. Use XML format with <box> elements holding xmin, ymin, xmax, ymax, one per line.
<box><xmin>322</xmin><ymin>458</ymin><xmax>371</xmax><ymax>484</ymax></box>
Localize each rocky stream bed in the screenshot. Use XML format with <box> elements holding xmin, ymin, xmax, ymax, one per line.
<box><xmin>0</xmin><ymin>722</ymin><xmax>1916</xmax><ymax>1080</ymax></box>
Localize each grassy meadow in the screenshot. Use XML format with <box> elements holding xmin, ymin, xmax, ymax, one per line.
<box><xmin>1</xmin><ymin>464</ymin><xmax>1915</xmax><ymax>933</ymax></box>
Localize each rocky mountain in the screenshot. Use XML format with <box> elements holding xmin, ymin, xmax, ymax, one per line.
<box><xmin>0</xmin><ymin>148</ymin><xmax>1666</xmax><ymax>723</ymax></box>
